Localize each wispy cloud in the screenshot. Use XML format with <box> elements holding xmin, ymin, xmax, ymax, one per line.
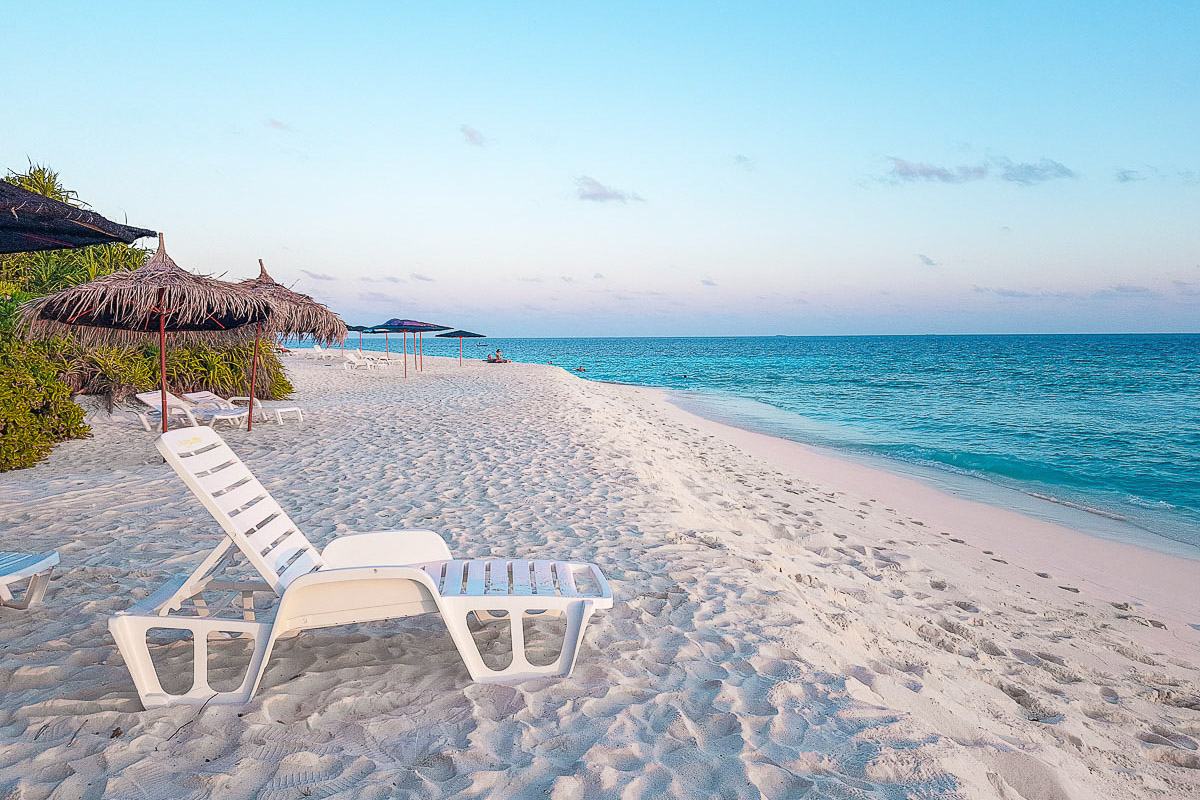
<box><xmin>916</xmin><ymin>253</ymin><xmax>938</xmax><ymax>267</ymax></box>
<box><xmin>518</xmin><ymin>276</ymin><xmax>543</xmax><ymax>283</ymax></box>
<box><xmin>265</xmin><ymin>119</ymin><xmax>289</xmax><ymax>131</ymax></box>
<box><xmin>1115</xmin><ymin>169</ymin><xmax>1147</xmax><ymax>183</ymax></box>
<box><xmin>560</xmin><ymin>276</ymin><xmax>575</xmax><ymax>283</ymax></box>
<box><xmin>360</xmin><ymin>291</ymin><xmax>404</xmax><ymax>303</ymax></box>
<box><xmin>576</xmin><ymin>176</ymin><xmax>643</xmax><ymax>203</ymax></box>
<box><xmin>995</xmin><ymin>157</ymin><xmax>1075</xmax><ymax>186</ymax></box>
<box><xmin>886</xmin><ymin>157</ymin><xmax>988</xmax><ymax>184</ymax></box>
<box><xmin>1102</xmin><ymin>284</ymin><xmax>1154</xmax><ymax>295</ymax></box>
<box><xmin>460</xmin><ymin>124</ymin><xmax>486</xmax><ymax>146</ymax></box>
<box><xmin>700</xmin><ymin>279</ymin><xmax>718</xmax><ymax>287</ymax></box>
<box><xmin>882</xmin><ymin>155</ymin><xmax>1076</xmax><ymax>186</ymax></box>
<box><xmin>410</xmin><ymin>272</ymin><xmax>435</xmax><ymax>282</ymax></box>
<box><xmin>975</xmin><ymin>286</ymin><xmax>1035</xmax><ymax>298</ymax></box>
<box><xmin>593</xmin><ymin>272</ymin><xmax>606</xmax><ymax>280</ymax></box>
<box><xmin>361</xmin><ymin>275</ymin><xmax>404</xmax><ymax>283</ymax></box>
<box><xmin>300</xmin><ymin>269</ymin><xmax>335</xmax><ymax>281</ymax></box>
<box><xmin>734</xmin><ymin>154</ymin><xmax>754</xmax><ymax>172</ymax></box>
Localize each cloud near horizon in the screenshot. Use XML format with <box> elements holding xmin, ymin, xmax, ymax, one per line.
<box><xmin>265</xmin><ymin>119</ymin><xmax>288</xmax><ymax>131</ymax></box>
<box><xmin>916</xmin><ymin>254</ymin><xmax>938</xmax><ymax>267</ymax></box>
<box><xmin>410</xmin><ymin>272</ymin><xmax>435</xmax><ymax>282</ymax></box>
<box><xmin>576</xmin><ymin>176</ymin><xmax>643</xmax><ymax>203</ymax></box>
<box><xmin>300</xmin><ymin>269</ymin><xmax>335</xmax><ymax>280</ymax></box>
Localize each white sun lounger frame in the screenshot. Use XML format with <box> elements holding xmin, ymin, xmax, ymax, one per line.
<box><xmin>133</xmin><ymin>391</ymin><xmax>248</xmax><ymax>431</ymax></box>
<box><xmin>183</xmin><ymin>391</ymin><xmax>304</xmax><ymax>426</ymax></box>
<box><xmin>109</xmin><ymin>427</ymin><xmax>612</xmax><ymax>708</ymax></box>
<box><xmin>0</xmin><ymin>551</ymin><xmax>59</xmax><ymax>609</ymax></box>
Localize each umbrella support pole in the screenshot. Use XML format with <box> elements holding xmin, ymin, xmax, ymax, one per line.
<box><xmin>247</xmin><ymin>324</ymin><xmax>260</xmax><ymax>431</ymax></box>
<box><xmin>158</xmin><ymin>298</ymin><xmax>168</xmax><ymax>434</ymax></box>
<box><xmin>403</xmin><ymin>332</ymin><xmax>407</xmax><ymax>378</ymax></box>
<box><xmin>459</xmin><ymin>337</ymin><xmax>463</xmax><ymax>365</ymax></box>
<box><xmin>419</xmin><ymin>333</ymin><xmax>423</xmax><ymax>370</ymax></box>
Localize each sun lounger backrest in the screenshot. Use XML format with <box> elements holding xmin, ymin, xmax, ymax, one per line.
<box><xmin>182</xmin><ymin>390</ymin><xmax>230</xmax><ymax>409</ymax></box>
<box><xmin>156</xmin><ymin>427</ymin><xmax>324</xmax><ymax>594</ymax></box>
<box><xmin>135</xmin><ymin>391</ymin><xmax>192</xmax><ymax>411</ymax></box>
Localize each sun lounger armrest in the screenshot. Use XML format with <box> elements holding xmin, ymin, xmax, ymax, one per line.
<box><xmin>321</xmin><ymin>529</ymin><xmax>453</xmax><ymax>568</ymax></box>
<box><xmin>121</xmin><ymin>573</ymin><xmax>193</xmax><ymax>616</ymax></box>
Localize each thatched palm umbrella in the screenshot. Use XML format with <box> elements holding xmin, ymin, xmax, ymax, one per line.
<box><xmin>20</xmin><ymin>234</ymin><xmax>271</xmax><ymax>432</ymax></box>
<box><xmin>435</xmin><ymin>329</ymin><xmax>485</xmax><ymax>365</ymax></box>
<box><xmin>241</xmin><ymin>259</ymin><xmax>346</xmax><ymax>429</ymax></box>
<box><xmin>0</xmin><ymin>180</ymin><xmax>156</xmax><ymax>253</ymax></box>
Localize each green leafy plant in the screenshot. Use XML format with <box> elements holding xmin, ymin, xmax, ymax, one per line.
<box><xmin>0</xmin><ymin>337</ymin><xmax>89</xmax><ymax>470</ymax></box>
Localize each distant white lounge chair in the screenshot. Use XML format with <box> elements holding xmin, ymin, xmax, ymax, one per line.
<box><xmin>108</xmin><ymin>427</ymin><xmax>612</xmax><ymax>708</ymax></box>
<box><xmin>308</xmin><ymin>344</ymin><xmax>341</xmax><ymax>361</ymax></box>
<box><xmin>0</xmin><ymin>551</ymin><xmax>59</xmax><ymax>609</ymax></box>
<box><xmin>353</xmin><ymin>349</ymin><xmax>393</xmax><ymax>366</ymax></box>
<box><xmin>342</xmin><ymin>352</ymin><xmax>376</xmax><ymax>370</ymax></box>
<box><xmin>183</xmin><ymin>391</ymin><xmax>303</xmax><ymax>426</ymax></box>
<box><xmin>133</xmin><ymin>391</ymin><xmax>247</xmax><ymax>431</ymax></box>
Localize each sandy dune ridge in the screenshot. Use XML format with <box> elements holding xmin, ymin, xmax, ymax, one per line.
<box><xmin>0</xmin><ymin>355</ymin><xmax>1197</xmax><ymax>799</ymax></box>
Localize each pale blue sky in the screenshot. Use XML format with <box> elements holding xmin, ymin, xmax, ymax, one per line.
<box><xmin>4</xmin><ymin>2</ymin><xmax>1197</xmax><ymax>335</ymax></box>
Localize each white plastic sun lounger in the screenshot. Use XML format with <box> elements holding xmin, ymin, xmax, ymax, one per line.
<box><xmin>109</xmin><ymin>427</ymin><xmax>612</xmax><ymax>708</ymax></box>
<box><xmin>342</xmin><ymin>352</ymin><xmax>376</xmax><ymax>370</ymax></box>
<box><xmin>0</xmin><ymin>551</ymin><xmax>59</xmax><ymax>609</ymax></box>
<box><xmin>183</xmin><ymin>391</ymin><xmax>303</xmax><ymax>426</ymax></box>
<box><xmin>134</xmin><ymin>391</ymin><xmax>248</xmax><ymax>431</ymax></box>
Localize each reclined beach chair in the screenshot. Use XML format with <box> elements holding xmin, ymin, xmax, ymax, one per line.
<box><xmin>0</xmin><ymin>551</ymin><xmax>59</xmax><ymax>609</ymax></box>
<box><xmin>342</xmin><ymin>352</ymin><xmax>376</xmax><ymax>370</ymax></box>
<box><xmin>183</xmin><ymin>391</ymin><xmax>304</xmax><ymax>426</ymax></box>
<box><xmin>133</xmin><ymin>392</ymin><xmax>248</xmax><ymax>431</ymax></box>
<box><xmin>353</xmin><ymin>349</ymin><xmax>393</xmax><ymax>366</ymax></box>
<box><xmin>109</xmin><ymin>427</ymin><xmax>612</xmax><ymax>708</ymax></box>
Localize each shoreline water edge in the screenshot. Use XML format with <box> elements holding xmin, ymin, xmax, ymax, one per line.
<box><xmin>348</xmin><ymin>334</ymin><xmax>1200</xmax><ymax>562</ymax></box>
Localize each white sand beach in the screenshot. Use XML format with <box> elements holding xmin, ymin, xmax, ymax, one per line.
<box><xmin>1</xmin><ymin>355</ymin><xmax>1198</xmax><ymax>799</ymax></box>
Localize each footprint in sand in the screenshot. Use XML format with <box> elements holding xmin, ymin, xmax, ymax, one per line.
<box><xmin>1036</xmin><ymin>572</ymin><xmax>1050</xmax><ymax>578</ymax></box>
<box><xmin>1058</xmin><ymin>586</ymin><xmax>1080</xmax><ymax>593</ymax></box>
<box><xmin>1100</xmin><ymin>686</ymin><xmax>1119</xmax><ymax>704</ymax></box>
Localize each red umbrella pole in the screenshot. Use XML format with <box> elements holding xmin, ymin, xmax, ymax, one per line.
<box><xmin>247</xmin><ymin>323</ymin><xmax>261</xmax><ymax>431</ymax></box>
<box><xmin>158</xmin><ymin>294</ymin><xmax>168</xmax><ymax>434</ymax></box>
<box><xmin>385</xmin><ymin>332</ymin><xmax>390</xmax><ymax>357</ymax></box>
<box><xmin>403</xmin><ymin>332</ymin><xmax>408</xmax><ymax>378</ymax></box>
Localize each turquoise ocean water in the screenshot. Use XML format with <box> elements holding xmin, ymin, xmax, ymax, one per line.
<box><xmin>351</xmin><ymin>334</ymin><xmax>1200</xmax><ymax>559</ymax></box>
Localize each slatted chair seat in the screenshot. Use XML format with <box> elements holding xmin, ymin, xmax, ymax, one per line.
<box><xmin>108</xmin><ymin>427</ymin><xmax>613</xmax><ymax>709</ymax></box>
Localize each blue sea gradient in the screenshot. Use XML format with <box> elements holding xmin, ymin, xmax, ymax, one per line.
<box><xmin>347</xmin><ymin>333</ymin><xmax>1200</xmax><ymax>558</ymax></box>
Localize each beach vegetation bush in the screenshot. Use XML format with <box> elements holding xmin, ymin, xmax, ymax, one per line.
<box><xmin>0</xmin><ymin>164</ymin><xmax>293</xmax><ymax>471</ymax></box>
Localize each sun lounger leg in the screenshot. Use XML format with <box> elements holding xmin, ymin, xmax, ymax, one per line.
<box><xmin>439</xmin><ymin>598</ymin><xmax>597</xmax><ymax>682</ymax></box>
<box><xmin>0</xmin><ymin>569</ymin><xmax>55</xmax><ymax>610</ymax></box>
<box><xmin>108</xmin><ymin>614</ymin><xmax>273</xmax><ymax>708</ymax></box>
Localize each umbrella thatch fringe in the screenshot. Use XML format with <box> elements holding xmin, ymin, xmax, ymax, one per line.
<box><xmin>17</xmin><ymin>236</ymin><xmax>271</xmax><ymax>346</ymax></box>
<box><xmin>242</xmin><ymin>260</ymin><xmax>347</xmax><ymax>345</ymax></box>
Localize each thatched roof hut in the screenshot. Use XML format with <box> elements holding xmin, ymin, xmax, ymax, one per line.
<box><xmin>0</xmin><ymin>180</ymin><xmax>156</xmax><ymax>253</ymax></box>
<box><xmin>19</xmin><ymin>234</ymin><xmax>271</xmax><ymax>348</ymax></box>
<box><xmin>241</xmin><ymin>260</ymin><xmax>346</xmax><ymax>345</ymax></box>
